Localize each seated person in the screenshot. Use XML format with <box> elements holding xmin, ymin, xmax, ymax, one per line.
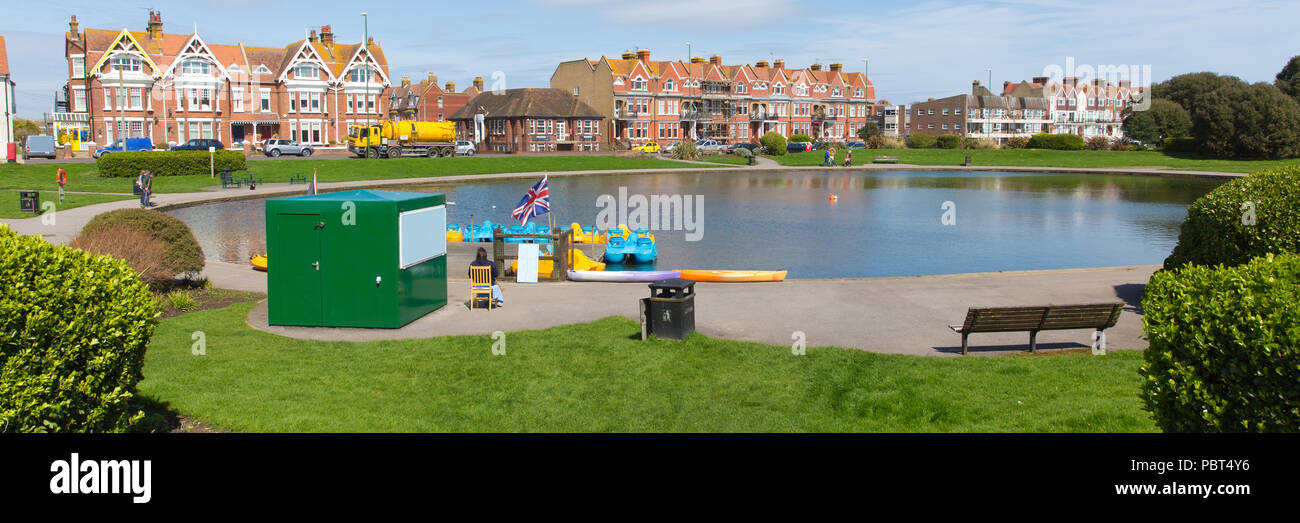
<box><xmin>469</xmin><ymin>247</ymin><xmax>504</xmax><ymax>307</ymax></box>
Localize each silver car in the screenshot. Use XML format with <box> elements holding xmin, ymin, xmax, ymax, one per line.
<box><xmin>455</xmin><ymin>140</ymin><xmax>476</xmax><ymax>156</ymax></box>
<box><xmin>263</xmin><ymin>139</ymin><xmax>313</xmax><ymax>157</ymax></box>
<box><xmin>696</xmin><ymin>139</ymin><xmax>726</xmax><ymax>152</ymax></box>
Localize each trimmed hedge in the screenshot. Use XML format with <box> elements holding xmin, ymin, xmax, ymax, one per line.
<box><xmin>935</xmin><ymin>134</ymin><xmax>961</xmax><ymax>149</ymax></box>
<box><xmin>1164</xmin><ymin>165</ymin><xmax>1300</xmax><ymax>269</ymax></box>
<box><xmin>906</xmin><ymin>132</ymin><xmax>936</xmax><ymax>149</ymax></box>
<box><xmin>1140</xmin><ymin>253</ymin><xmax>1300</xmax><ymax>432</ymax></box>
<box><xmin>1027</xmin><ymin>133</ymin><xmax>1086</xmax><ymax>150</ymax></box>
<box><xmin>760</xmin><ymin>132</ymin><xmax>787</xmax><ymax>156</ymax></box>
<box><xmin>0</xmin><ymin>224</ymin><xmax>158</xmax><ymax>432</ymax></box>
<box><xmin>83</xmin><ymin>209</ymin><xmax>206</xmax><ymax>275</ymax></box>
<box><xmin>96</xmin><ymin>149</ymin><xmax>246</xmax><ymax>178</ymax></box>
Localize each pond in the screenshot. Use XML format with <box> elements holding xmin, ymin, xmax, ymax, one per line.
<box><xmin>168</xmin><ymin>169</ymin><xmax>1224</xmax><ymax>279</ymax></box>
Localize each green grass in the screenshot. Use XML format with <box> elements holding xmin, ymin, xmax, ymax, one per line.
<box><xmin>695</xmin><ymin>155</ymin><xmax>751</xmax><ymax>165</ymax></box>
<box><xmin>0</xmin><ymin>190</ymin><xmax>136</xmax><ymax>219</ymax></box>
<box><xmin>0</xmin><ymin>155</ymin><xmax>719</xmax><ymax>195</ymax></box>
<box><xmin>138</xmin><ymin>299</ymin><xmax>1157</xmax><ymax>432</ymax></box>
<box><xmin>767</xmin><ymin>148</ymin><xmax>1300</xmax><ymax>173</ymax></box>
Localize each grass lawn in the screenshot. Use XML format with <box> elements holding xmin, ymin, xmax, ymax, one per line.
<box><xmin>0</xmin><ymin>155</ymin><xmax>719</xmax><ymax>195</ymax></box>
<box><xmin>138</xmin><ymin>299</ymin><xmax>1157</xmax><ymax>432</ymax></box>
<box><xmin>0</xmin><ymin>190</ymin><xmax>136</xmax><ymax>219</ymax></box>
<box><xmin>767</xmin><ymin>148</ymin><xmax>1300</xmax><ymax>173</ymax></box>
<box><xmin>695</xmin><ymin>155</ymin><xmax>751</xmax><ymax>165</ymax></box>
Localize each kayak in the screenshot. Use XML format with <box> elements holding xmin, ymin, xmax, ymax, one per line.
<box><xmin>250</xmin><ymin>254</ymin><xmax>268</xmax><ymax>271</ymax></box>
<box><xmin>567</xmin><ymin>270</ymin><xmax>681</xmax><ymax>282</ymax></box>
<box><xmin>510</xmin><ymin>248</ymin><xmax>606</xmax><ymax>277</ymax></box>
<box><xmin>679</xmin><ymin>270</ymin><xmax>787</xmax><ymax>282</ymax></box>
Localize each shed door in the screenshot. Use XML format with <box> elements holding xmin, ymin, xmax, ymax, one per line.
<box><xmin>277</xmin><ymin>213</ymin><xmax>325</xmax><ymax>324</ymax></box>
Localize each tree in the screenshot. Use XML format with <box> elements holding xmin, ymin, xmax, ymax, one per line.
<box><xmin>1191</xmin><ymin>81</ymin><xmax>1300</xmax><ymax>159</ymax></box>
<box><xmin>856</xmin><ymin>122</ymin><xmax>880</xmax><ymax>141</ymax></box>
<box><xmin>1276</xmin><ymin>55</ymin><xmax>1300</xmax><ymax>103</ymax></box>
<box><xmin>12</xmin><ymin>118</ymin><xmax>43</xmax><ymax>142</ymax></box>
<box><xmin>1121</xmin><ymin>99</ymin><xmax>1192</xmax><ymax>144</ymax></box>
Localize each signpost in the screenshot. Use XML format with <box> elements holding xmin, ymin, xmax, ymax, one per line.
<box><xmin>209</xmin><ymin>145</ymin><xmax>216</xmax><ymax>177</ymax></box>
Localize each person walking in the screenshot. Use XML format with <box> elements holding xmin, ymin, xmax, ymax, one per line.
<box><xmin>845</xmin><ymin>149</ymin><xmax>853</xmax><ymax>167</ymax></box>
<box><xmin>137</xmin><ymin>170</ymin><xmax>153</xmax><ymax>208</ymax></box>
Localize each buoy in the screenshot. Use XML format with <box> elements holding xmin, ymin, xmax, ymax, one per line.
<box><xmin>828</xmin><ymin>194</ymin><xmax>838</xmax><ymax>201</ymax></box>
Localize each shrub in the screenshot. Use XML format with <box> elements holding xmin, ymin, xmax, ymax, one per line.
<box><xmin>906</xmin><ymin>132</ymin><xmax>936</xmax><ymax>149</ymax></box>
<box><xmin>880</xmin><ymin>136</ymin><xmax>906</xmax><ymax>149</ymax></box>
<box><xmin>167</xmin><ymin>290</ymin><xmax>198</xmax><ymax>311</ymax></box>
<box><xmin>789</xmin><ymin>133</ymin><xmax>813</xmax><ymax>144</ymax></box>
<box><xmin>670</xmin><ymin>141</ymin><xmax>699</xmax><ymax>160</ymax></box>
<box><xmin>1027</xmin><ymin>133</ymin><xmax>1086</xmax><ymax>150</ymax></box>
<box><xmin>1162</xmin><ymin>137</ymin><xmax>1198</xmax><ymax>153</ymax></box>
<box><xmin>856</xmin><ymin>122</ymin><xmax>881</xmax><ymax>141</ymax></box>
<box><xmin>0</xmin><ymin>224</ymin><xmax>158</xmax><ymax>432</ymax></box>
<box><xmin>1109</xmin><ymin>140</ymin><xmax>1132</xmax><ymax>151</ymax></box>
<box><xmin>1085</xmin><ymin>136</ymin><xmax>1112</xmax><ymax>150</ymax></box>
<box><xmin>69</xmin><ymin>225</ymin><xmax>175</xmax><ymax>287</ymax></box>
<box><xmin>935</xmin><ymin>134</ymin><xmax>961</xmax><ymax>149</ymax></box>
<box><xmin>732</xmin><ymin>147</ymin><xmax>753</xmax><ymax>158</ymax></box>
<box><xmin>1003</xmin><ymin>136</ymin><xmax>1030</xmax><ymax>149</ymax></box>
<box><xmin>864</xmin><ymin>134</ymin><xmax>885</xmax><ymax>149</ymax></box>
<box><xmin>760</xmin><ymin>132</ymin><xmax>787</xmax><ymax>156</ymax></box>
<box><xmin>83</xmin><ymin>209</ymin><xmax>205</xmax><ymax>276</ymax></box>
<box><xmin>1140</xmin><ymin>253</ymin><xmax>1300</xmax><ymax>432</ymax></box>
<box><xmin>961</xmin><ymin>138</ymin><xmax>997</xmax><ymax>150</ymax></box>
<box><xmin>1163</xmin><ymin>165</ymin><xmax>1300</xmax><ymax>269</ymax></box>
<box><xmin>96</xmin><ymin>150</ymin><xmax>246</xmax><ymax>178</ymax></box>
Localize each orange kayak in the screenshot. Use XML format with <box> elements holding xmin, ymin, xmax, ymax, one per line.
<box><xmin>679</xmin><ymin>270</ymin><xmax>787</xmax><ymax>282</ymax></box>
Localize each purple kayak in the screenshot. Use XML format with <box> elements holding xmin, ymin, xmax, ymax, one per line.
<box><xmin>567</xmin><ymin>270</ymin><xmax>681</xmax><ymax>282</ymax></box>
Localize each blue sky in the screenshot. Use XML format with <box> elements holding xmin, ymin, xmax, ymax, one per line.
<box><xmin>3</xmin><ymin>0</ymin><xmax>1298</xmax><ymax>118</ymax></box>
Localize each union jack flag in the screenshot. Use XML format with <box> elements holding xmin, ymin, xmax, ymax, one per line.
<box><xmin>511</xmin><ymin>176</ymin><xmax>550</xmax><ymax>225</ymax></box>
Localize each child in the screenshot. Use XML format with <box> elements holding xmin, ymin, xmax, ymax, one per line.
<box><xmin>845</xmin><ymin>149</ymin><xmax>853</xmax><ymax>167</ymax></box>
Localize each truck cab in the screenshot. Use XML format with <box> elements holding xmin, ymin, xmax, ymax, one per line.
<box><xmin>347</xmin><ymin>125</ymin><xmax>380</xmax><ymax>157</ymax></box>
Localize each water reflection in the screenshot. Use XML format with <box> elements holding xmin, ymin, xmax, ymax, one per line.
<box><xmin>168</xmin><ymin>170</ymin><xmax>1223</xmax><ymax>278</ymax></box>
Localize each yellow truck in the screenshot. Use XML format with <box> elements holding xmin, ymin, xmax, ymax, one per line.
<box><xmin>347</xmin><ymin>120</ymin><xmax>459</xmax><ymax>158</ymax></box>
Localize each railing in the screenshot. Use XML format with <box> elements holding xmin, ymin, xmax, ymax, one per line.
<box><xmin>749</xmin><ymin>111</ymin><xmax>776</xmax><ymax>121</ymax></box>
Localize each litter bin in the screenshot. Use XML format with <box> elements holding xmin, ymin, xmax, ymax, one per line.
<box><xmin>18</xmin><ymin>191</ymin><xmax>39</xmax><ymax>214</ymax></box>
<box><xmin>645</xmin><ymin>278</ymin><xmax>696</xmax><ymax>340</ymax></box>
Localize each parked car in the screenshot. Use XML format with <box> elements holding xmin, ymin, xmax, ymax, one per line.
<box><xmin>660</xmin><ymin>141</ymin><xmax>680</xmax><ymax>154</ymax></box>
<box><xmin>729</xmin><ymin>143</ymin><xmax>760</xmax><ymax>153</ymax></box>
<box><xmin>170</xmin><ymin>138</ymin><xmax>225</xmax><ymax>152</ymax></box>
<box><xmin>846</xmin><ymin>141</ymin><xmax>866</xmax><ymax>149</ymax></box>
<box><xmin>94</xmin><ymin>137</ymin><xmax>153</xmax><ymax>158</ymax></box>
<box><xmin>631</xmin><ymin>142</ymin><xmax>661</xmax><ymax>153</ymax></box>
<box><xmin>696</xmin><ymin>139</ymin><xmax>726</xmax><ymax>152</ymax></box>
<box><xmin>23</xmin><ymin>135</ymin><xmax>57</xmax><ymax>159</ymax></box>
<box><xmin>786</xmin><ymin>142</ymin><xmax>813</xmax><ymax>153</ymax></box>
<box><xmin>262</xmin><ymin>139</ymin><xmax>313</xmax><ymax>157</ymax></box>
<box><xmin>455</xmin><ymin>140</ymin><xmax>476</xmax><ymax>156</ymax></box>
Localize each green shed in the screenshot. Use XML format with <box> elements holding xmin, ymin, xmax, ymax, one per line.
<box><xmin>266</xmin><ymin>189</ymin><xmax>447</xmax><ymax>328</ymax></box>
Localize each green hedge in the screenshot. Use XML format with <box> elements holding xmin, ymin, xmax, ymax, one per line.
<box><xmin>96</xmin><ymin>150</ymin><xmax>246</xmax><ymax>178</ymax></box>
<box><xmin>760</xmin><ymin>131</ymin><xmax>787</xmax><ymax>156</ymax></box>
<box><xmin>1027</xmin><ymin>133</ymin><xmax>1086</xmax><ymax>150</ymax></box>
<box><xmin>935</xmin><ymin>134</ymin><xmax>961</xmax><ymax>149</ymax></box>
<box><xmin>83</xmin><ymin>209</ymin><xmax>206</xmax><ymax>275</ymax></box>
<box><xmin>1162</xmin><ymin>137</ymin><xmax>1198</xmax><ymax>153</ymax></box>
<box><xmin>1140</xmin><ymin>253</ymin><xmax>1300</xmax><ymax>432</ymax></box>
<box><xmin>0</xmin><ymin>224</ymin><xmax>158</xmax><ymax>432</ymax></box>
<box><xmin>1164</xmin><ymin>165</ymin><xmax>1300</xmax><ymax>269</ymax></box>
<box><xmin>906</xmin><ymin>132</ymin><xmax>937</xmax><ymax>149</ymax></box>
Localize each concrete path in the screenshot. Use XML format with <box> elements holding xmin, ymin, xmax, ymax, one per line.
<box><xmin>234</xmin><ymin>263</ymin><xmax>1153</xmax><ymax>357</ymax></box>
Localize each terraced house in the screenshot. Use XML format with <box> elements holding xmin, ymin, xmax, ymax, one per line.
<box><xmin>388</xmin><ymin>74</ymin><xmax>482</xmax><ymax>122</ymax></box>
<box><xmin>907</xmin><ymin>77</ymin><xmax>1138</xmax><ymax>144</ymax></box>
<box><xmin>1003</xmin><ymin>76</ymin><xmax>1139</xmax><ymax>139</ymax></box>
<box><xmin>552</xmin><ymin>49</ymin><xmax>876</xmax><ymax>148</ymax></box>
<box><xmin>55</xmin><ymin>12</ymin><xmax>390</xmax><ymax>151</ymax></box>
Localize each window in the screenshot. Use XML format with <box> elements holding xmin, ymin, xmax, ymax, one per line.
<box><xmin>347</xmin><ymin>66</ymin><xmax>371</xmax><ymax>83</ymax></box>
<box><xmin>942</xmin><ymin>108</ymin><xmax>949</xmax><ymax>115</ymax></box>
<box><xmin>663</xmin><ymin>79</ymin><xmax>674</xmax><ymax>91</ymax></box>
<box><xmin>573</xmin><ymin>86</ymin><xmax>580</xmax><ymax>96</ymax></box>
<box><xmin>631</xmin><ymin>77</ymin><xmax>647</xmax><ymax>90</ymax></box>
<box><xmin>109</xmin><ymin>56</ymin><xmax>141</xmax><ymax>72</ymax></box>
<box><xmin>232</xmin><ymin>89</ymin><xmax>244</xmax><ymax>112</ymax></box>
<box><xmin>187</xmin><ymin>88</ymin><xmax>212</xmax><ymax>111</ymax></box>
<box><xmin>181</xmin><ymin>59</ymin><xmax>210</xmax><ymax>75</ymax></box>
<box><xmin>73</xmin><ymin>88</ymin><xmax>86</xmax><ymax>111</ymax></box>
<box><xmin>129</xmin><ymin>88</ymin><xmax>143</xmax><ymax>110</ymax></box>
<box><xmin>295</xmin><ymin>64</ymin><xmax>319</xmax><ymax>79</ymax></box>
<box><xmin>71</xmin><ymin>56</ymin><xmax>85</xmax><ymax>77</ymax></box>
<box><xmin>437</xmin><ymin>96</ymin><xmax>443</xmax><ymax>108</ymax></box>
<box><xmin>773</xmin><ymin>83</ymin><xmax>785</xmax><ymax>95</ymax></box>
<box><xmin>259</xmin><ymin>89</ymin><xmax>271</xmax><ymax>112</ymax></box>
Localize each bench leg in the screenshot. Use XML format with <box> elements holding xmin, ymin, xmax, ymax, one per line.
<box><xmin>1029</xmin><ymin>331</ymin><xmax>1038</xmax><ymax>353</ymax></box>
<box><xmin>1092</xmin><ymin>329</ymin><xmax>1107</xmax><ymax>355</ymax></box>
<box><xmin>961</xmin><ymin>333</ymin><xmax>969</xmax><ymax>356</ymax></box>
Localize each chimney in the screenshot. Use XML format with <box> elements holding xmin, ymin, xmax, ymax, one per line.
<box><xmin>810</xmin><ymin>63</ymin><xmax>822</xmax><ymax>71</ymax></box>
<box><xmin>1004</xmin><ymin>81</ymin><xmax>1011</xmax><ymax>89</ymax></box>
<box><xmin>320</xmin><ymin>25</ymin><xmax>334</xmax><ymax>47</ymax></box>
<box><xmin>473</xmin><ymin>76</ymin><xmax>484</xmax><ymax>91</ymax></box>
<box><xmin>636</xmin><ymin>48</ymin><xmax>650</xmax><ymax>63</ymax></box>
<box><xmin>69</xmin><ymin>15</ymin><xmax>79</xmax><ymax>36</ymax></box>
<box><xmin>829</xmin><ymin>62</ymin><xmax>842</xmax><ymax>72</ymax></box>
<box><xmin>1063</xmin><ymin>76</ymin><xmax>1078</xmax><ymax>86</ymax></box>
<box><xmin>690</xmin><ymin>56</ymin><xmax>704</xmax><ymax>64</ymax></box>
<box><xmin>621</xmin><ymin>51</ymin><xmax>635</xmax><ymax>60</ymax></box>
<box><xmin>709</xmin><ymin>54</ymin><xmax>721</xmax><ymax>65</ymax></box>
<box><xmin>147</xmin><ymin>11</ymin><xmax>162</xmax><ymax>40</ymax></box>
<box><xmin>367</xmin><ymin>37</ymin><xmax>374</xmax><ymax>46</ymax></box>
<box><xmin>755</xmin><ymin>60</ymin><xmax>769</xmax><ymax>68</ymax></box>
<box><xmin>428</xmin><ymin>72</ymin><xmax>437</xmax><ymax>86</ymax></box>
<box><xmin>401</xmin><ymin>76</ymin><xmax>410</xmax><ymax>87</ymax></box>
<box><xmin>774</xmin><ymin>59</ymin><xmax>785</xmax><ymax>69</ymax></box>
<box><xmin>445</xmin><ymin>81</ymin><xmax>455</xmax><ymax>92</ymax></box>
<box><xmin>1032</xmin><ymin>76</ymin><xmax>1049</xmax><ymax>84</ymax></box>
<box><xmin>309</xmin><ymin>29</ymin><xmax>317</xmax><ymax>43</ymax></box>
<box><xmin>1119</xmin><ymin>80</ymin><xmax>1131</xmax><ymax>88</ymax></box>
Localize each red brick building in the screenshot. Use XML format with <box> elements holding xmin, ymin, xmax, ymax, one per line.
<box><xmin>388</xmin><ymin>74</ymin><xmax>482</xmax><ymax>122</ymax></box>
<box><xmin>449</xmin><ymin>88</ymin><xmax>603</xmax><ymax>153</ymax></box>
<box><xmin>55</xmin><ymin>12</ymin><xmax>390</xmax><ymax>151</ymax></box>
<box><xmin>552</xmin><ymin>49</ymin><xmax>876</xmax><ymax>148</ymax></box>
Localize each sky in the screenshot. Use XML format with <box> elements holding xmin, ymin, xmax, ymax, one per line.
<box><xmin>2</xmin><ymin>0</ymin><xmax>1298</xmax><ymax>119</ymax></box>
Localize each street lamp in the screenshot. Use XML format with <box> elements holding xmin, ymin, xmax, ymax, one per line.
<box><xmin>362</xmin><ymin>12</ymin><xmax>370</xmax><ymax>158</ymax></box>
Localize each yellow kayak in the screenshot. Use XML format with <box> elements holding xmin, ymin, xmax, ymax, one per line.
<box><xmin>510</xmin><ymin>248</ymin><xmax>606</xmax><ymax>277</ymax></box>
<box><xmin>250</xmin><ymin>254</ymin><xmax>268</xmax><ymax>271</ymax></box>
<box><xmin>679</xmin><ymin>270</ymin><xmax>787</xmax><ymax>282</ymax></box>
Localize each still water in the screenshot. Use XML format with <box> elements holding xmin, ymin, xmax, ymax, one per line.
<box><xmin>168</xmin><ymin>170</ymin><xmax>1224</xmax><ymax>279</ymax></box>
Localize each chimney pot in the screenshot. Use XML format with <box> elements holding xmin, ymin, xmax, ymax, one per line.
<box><xmin>445</xmin><ymin>81</ymin><xmax>455</xmax><ymax>91</ymax></box>
<box><xmin>755</xmin><ymin>60</ymin><xmax>769</xmax><ymax>68</ymax></box>
<box><xmin>636</xmin><ymin>48</ymin><xmax>650</xmax><ymax>63</ymax></box>
<box><xmin>829</xmin><ymin>62</ymin><xmax>842</xmax><ymax>72</ymax></box>
<box><xmin>146</xmin><ymin>11</ymin><xmax>163</xmax><ymax>40</ymax></box>
<box><xmin>709</xmin><ymin>54</ymin><xmax>721</xmax><ymax>65</ymax></box>
<box><xmin>774</xmin><ymin>59</ymin><xmax>785</xmax><ymax>69</ymax></box>
<box><xmin>810</xmin><ymin>63</ymin><xmax>822</xmax><ymax>71</ymax></box>
<box><xmin>309</xmin><ymin>29</ymin><xmax>317</xmax><ymax>42</ymax></box>
<box><xmin>690</xmin><ymin>56</ymin><xmax>704</xmax><ymax>64</ymax></box>
<box><xmin>401</xmin><ymin>76</ymin><xmax>410</xmax><ymax>87</ymax></box>
<box><xmin>473</xmin><ymin>76</ymin><xmax>484</xmax><ymax>90</ymax></box>
<box><xmin>321</xmin><ymin>25</ymin><xmax>334</xmax><ymax>47</ymax></box>
<box><xmin>367</xmin><ymin>37</ymin><xmax>374</xmax><ymax>46</ymax></box>
<box><xmin>621</xmin><ymin>51</ymin><xmax>635</xmax><ymax>60</ymax></box>
<box><xmin>428</xmin><ymin>72</ymin><xmax>437</xmax><ymax>85</ymax></box>
<box><xmin>69</xmin><ymin>15</ymin><xmax>79</xmax><ymax>36</ymax></box>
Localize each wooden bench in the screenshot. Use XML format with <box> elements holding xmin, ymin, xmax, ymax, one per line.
<box><xmin>219</xmin><ymin>170</ymin><xmax>241</xmax><ymax>189</ymax></box>
<box><xmin>289</xmin><ymin>173</ymin><xmax>309</xmax><ymax>184</ymax></box>
<box><xmin>948</xmin><ymin>303</ymin><xmax>1123</xmax><ymax>355</ymax></box>
<box><xmin>873</xmin><ymin>156</ymin><xmax>899</xmax><ymax>163</ymax></box>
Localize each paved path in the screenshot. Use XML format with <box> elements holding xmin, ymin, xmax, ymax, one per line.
<box><xmin>231</xmin><ymin>263</ymin><xmax>1153</xmax><ymax>357</ymax></box>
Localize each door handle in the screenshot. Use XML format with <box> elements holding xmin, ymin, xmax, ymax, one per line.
<box><xmin>312</xmin><ymin>261</ymin><xmax>320</xmax><ymax>270</ymax></box>
<box><xmin>314</xmin><ymin>222</ymin><xmax>325</xmax><ymax>230</ymax></box>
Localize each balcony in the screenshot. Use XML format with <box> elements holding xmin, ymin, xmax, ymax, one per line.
<box><xmin>614</xmin><ymin>108</ymin><xmax>645</xmax><ymax>120</ymax></box>
<box><xmin>811</xmin><ymin>109</ymin><xmax>830</xmax><ymax>121</ymax></box>
<box><xmin>750</xmin><ymin>110</ymin><xmax>777</xmax><ymax>121</ymax></box>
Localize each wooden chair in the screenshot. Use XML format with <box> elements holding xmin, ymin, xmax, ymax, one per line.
<box><xmin>469</xmin><ymin>266</ymin><xmax>495</xmax><ymax>310</ymax></box>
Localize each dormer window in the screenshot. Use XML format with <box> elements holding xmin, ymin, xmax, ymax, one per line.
<box><xmin>663</xmin><ymin>78</ymin><xmax>675</xmax><ymax>91</ymax></box>
<box><xmin>631</xmin><ymin>77</ymin><xmax>647</xmax><ymax>90</ymax></box>
<box><xmin>294</xmin><ymin>64</ymin><xmax>319</xmax><ymax>79</ymax></box>
<box><xmin>181</xmin><ymin>59</ymin><xmax>210</xmax><ymax>75</ymax></box>
<box><xmin>255</xmin><ymin>65</ymin><xmax>273</xmax><ymax>76</ymax></box>
<box><xmin>773</xmin><ymin>83</ymin><xmax>785</xmax><ymax>95</ymax></box>
<box><xmin>347</xmin><ymin>66</ymin><xmax>372</xmax><ymax>83</ymax></box>
<box><xmin>110</xmin><ymin>56</ymin><xmax>142</xmax><ymax>72</ymax></box>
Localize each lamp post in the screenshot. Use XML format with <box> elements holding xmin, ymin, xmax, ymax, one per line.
<box><xmin>362</xmin><ymin>12</ymin><xmax>370</xmax><ymax>158</ymax></box>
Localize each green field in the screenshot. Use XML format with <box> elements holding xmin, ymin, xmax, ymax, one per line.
<box><xmin>138</xmin><ymin>299</ymin><xmax>1157</xmax><ymax>432</ymax></box>
<box><xmin>695</xmin><ymin>155</ymin><xmax>751</xmax><ymax>165</ymax></box>
<box><xmin>769</xmin><ymin>148</ymin><xmax>1300</xmax><ymax>173</ymax></box>
<box><xmin>0</xmin><ymin>190</ymin><xmax>136</xmax><ymax>219</ymax></box>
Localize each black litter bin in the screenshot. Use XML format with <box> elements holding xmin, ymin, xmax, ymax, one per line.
<box><xmin>18</xmin><ymin>191</ymin><xmax>39</xmax><ymax>214</ymax></box>
<box><xmin>645</xmin><ymin>278</ymin><xmax>696</xmax><ymax>340</ymax></box>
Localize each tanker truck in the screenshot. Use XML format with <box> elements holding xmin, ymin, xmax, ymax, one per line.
<box><xmin>347</xmin><ymin>120</ymin><xmax>460</xmax><ymax>158</ymax></box>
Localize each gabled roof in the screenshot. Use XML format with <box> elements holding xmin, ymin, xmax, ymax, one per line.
<box><xmin>448</xmin><ymin>88</ymin><xmax>603</xmax><ymax>120</ymax></box>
